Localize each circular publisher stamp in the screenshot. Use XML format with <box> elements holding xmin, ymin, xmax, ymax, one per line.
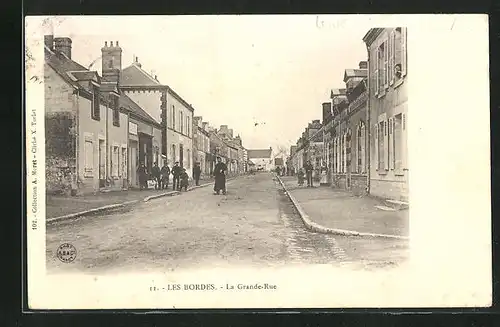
<box><xmin>57</xmin><ymin>243</ymin><xmax>77</xmax><ymax>263</ymax></box>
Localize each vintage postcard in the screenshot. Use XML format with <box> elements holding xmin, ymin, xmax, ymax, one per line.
<box><xmin>24</xmin><ymin>14</ymin><xmax>491</xmax><ymax>309</ymax></box>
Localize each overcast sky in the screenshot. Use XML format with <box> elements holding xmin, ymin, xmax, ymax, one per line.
<box><xmin>44</xmin><ymin>15</ymin><xmax>369</xmax><ymax>151</ymax></box>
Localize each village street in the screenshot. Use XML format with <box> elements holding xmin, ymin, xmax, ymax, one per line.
<box><xmin>46</xmin><ymin>173</ymin><xmax>408</xmax><ymax>274</ymax></box>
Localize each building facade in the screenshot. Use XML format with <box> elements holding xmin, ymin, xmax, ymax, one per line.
<box><xmin>120</xmin><ymin>55</ymin><xmax>194</xmax><ymax>179</ymax></box>
<box><xmin>44</xmin><ymin>36</ymin><xmax>130</xmax><ymax>195</ymax></box>
<box><xmin>247</xmin><ymin>148</ymin><xmax>273</xmax><ymax>172</ymax></box>
<box><xmin>329</xmin><ymin>63</ymin><xmax>369</xmax><ymax>195</ymax></box>
<box><xmin>363</xmin><ymin>28</ymin><xmax>408</xmax><ymax>201</ymax></box>
<box><xmin>193</xmin><ymin>116</ymin><xmax>211</xmax><ymax>176</ymax></box>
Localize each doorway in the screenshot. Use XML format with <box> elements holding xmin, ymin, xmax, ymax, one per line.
<box><xmin>179</xmin><ymin>144</ymin><xmax>184</xmax><ymax>168</ymax></box>
<box><xmin>98</xmin><ymin>139</ymin><xmax>105</xmax><ymax>188</ymax></box>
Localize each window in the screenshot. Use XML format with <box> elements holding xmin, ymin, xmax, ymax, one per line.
<box><xmin>171</xmin><ymin>144</ymin><xmax>176</xmax><ymax>163</ymax></box>
<box><xmin>112</xmin><ymin>146</ymin><xmax>119</xmax><ymax>177</ymax></box>
<box><xmin>172</xmin><ymin>105</ymin><xmax>176</xmax><ymax>129</ymax></box>
<box><xmin>121</xmin><ymin>147</ymin><xmax>127</xmax><ymax>178</ymax></box>
<box><xmin>84</xmin><ymin>140</ymin><xmax>94</xmax><ymax>177</ymax></box>
<box><xmin>393</xmin><ymin>114</ymin><xmax>403</xmax><ymax>171</ymax></box>
<box><xmin>187</xmin><ymin>116</ymin><xmax>190</xmax><ymax>137</ymax></box>
<box><xmin>179</xmin><ymin>111</ymin><xmax>183</xmax><ymax>134</ymax></box>
<box><xmin>91</xmin><ymin>86</ymin><xmax>100</xmax><ymax>120</ymax></box>
<box><xmin>390</xmin><ymin>27</ymin><xmax>407</xmax><ymax>85</ymax></box>
<box><xmin>378</xmin><ymin>121</ymin><xmax>385</xmax><ymax>170</ymax></box>
<box><xmin>112</xmin><ymin>96</ymin><xmax>120</xmax><ymax>127</ymax></box>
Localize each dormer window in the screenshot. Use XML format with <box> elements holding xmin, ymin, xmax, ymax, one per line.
<box><xmin>112</xmin><ymin>95</ymin><xmax>120</xmax><ymax>127</ymax></box>
<box><xmin>91</xmin><ymin>84</ymin><xmax>100</xmax><ymax>121</ymax></box>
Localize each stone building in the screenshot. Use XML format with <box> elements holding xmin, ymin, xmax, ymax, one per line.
<box><xmin>44</xmin><ymin>36</ymin><xmax>129</xmax><ymax>195</ymax></box>
<box><xmin>192</xmin><ymin>116</ymin><xmax>211</xmax><ymax>176</ymax></box>
<box><xmin>329</xmin><ymin>62</ymin><xmax>368</xmax><ymax>195</ymax></box>
<box><xmin>119</xmin><ymin>54</ymin><xmax>194</xmax><ymax>178</ymax></box>
<box><xmin>247</xmin><ymin>148</ymin><xmax>273</xmax><ymax>172</ymax></box>
<box><xmin>363</xmin><ymin>28</ymin><xmax>408</xmax><ymax>201</ymax></box>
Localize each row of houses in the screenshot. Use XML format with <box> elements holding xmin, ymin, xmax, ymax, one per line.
<box><xmin>288</xmin><ymin>27</ymin><xmax>408</xmax><ymax>202</ymax></box>
<box><xmin>44</xmin><ymin>35</ymin><xmax>251</xmax><ymax>195</ymax></box>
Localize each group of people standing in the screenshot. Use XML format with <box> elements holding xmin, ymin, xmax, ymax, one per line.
<box><xmin>297</xmin><ymin>160</ymin><xmax>315</xmax><ymax>187</ymax></box>
<box><xmin>135</xmin><ymin>158</ymin><xmax>226</xmax><ymax>194</ymax></box>
<box><xmin>136</xmin><ymin>161</ymin><xmax>203</xmax><ymax>192</ymax></box>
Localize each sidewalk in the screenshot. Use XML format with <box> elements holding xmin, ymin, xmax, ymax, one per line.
<box><xmin>46</xmin><ymin>188</ymin><xmax>175</xmax><ymax>219</ymax></box>
<box><xmin>46</xmin><ymin>175</ymin><xmax>241</xmax><ymax>220</ymax></box>
<box><xmin>279</xmin><ymin>176</ymin><xmax>409</xmax><ymax>238</ymax></box>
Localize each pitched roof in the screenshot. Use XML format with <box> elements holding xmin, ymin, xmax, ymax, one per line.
<box><xmin>69</xmin><ymin>70</ymin><xmax>100</xmax><ymax>82</ymax></box>
<box><xmin>330</xmin><ymin>88</ymin><xmax>347</xmax><ymax>98</ymax></box>
<box><xmin>343</xmin><ymin>69</ymin><xmax>368</xmax><ymax>82</ymax></box>
<box><xmin>45</xmin><ymin>45</ymin><xmax>89</xmax><ymax>90</ymax></box>
<box><xmin>247</xmin><ymin>149</ymin><xmax>272</xmax><ymax>159</ymax></box>
<box><xmin>120</xmin><ymin>63</ymin><xmax>161</xmax><ymax>86</ymax></box>
<box><xmin>120</xmin><ymin>94</ymin><xmax>159</xmax><ymax>126</ymax></box>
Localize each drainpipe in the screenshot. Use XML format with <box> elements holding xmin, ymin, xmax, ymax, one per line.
<box><xmin>365</xmin><ymin>43</ymin><xmax>371</xmax><ymax>195</ymax></box>
<box><xmin>105</xmin><ymin>95</ymin><xmax>109</xmax><ymax>185</ymax></box>
<box><xmin>126</xmin><ymin>110</ymin><xmax>130</xmax><ymax>189</ymax></box>
<box><xmin>72</xmin><ymin>88</ymin><xmax>80</xmax><ymax>196</ymax></box>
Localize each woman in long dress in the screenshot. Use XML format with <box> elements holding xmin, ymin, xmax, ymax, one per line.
<box><xmin>213</xmin><ymin>157</ymin><xmax>227</xmax><ymax>195</ymax></box>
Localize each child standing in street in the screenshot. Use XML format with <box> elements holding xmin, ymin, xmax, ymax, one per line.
<box><xmin>180</xmin><ymin>167</ymin><xmax>189</xmax><ymax>191</ymax></box>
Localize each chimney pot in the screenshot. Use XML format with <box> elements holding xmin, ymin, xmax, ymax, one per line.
<box><xmin>116</xmin><ymin>41</ymin><xmax>119</xmax><ymax>46</ymax></box>
<box><xmin>54</xmin><ymin>37</ymin><xmax>72</xmax><ymax>59</ymax></box>
<box><xmin>105</xmin><ymin>41</ymin><xmax>108</xmax><ymax>47</ymax></box>
<box><xmin>110</xmin><ymin>41</ymin><xmax>114</xmax><ymax>47</ymax></box>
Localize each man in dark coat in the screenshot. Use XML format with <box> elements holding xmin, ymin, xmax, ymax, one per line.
<box><xmin>137</xmin><ymin>162</ymin><xmax>148</xmax><ymax>190</ymax></box>
<box><xmin>192</xmin><ymin>162</ymin><xmax>202</xmax><ymax>186</ymax></box>
<box><xmin>160</xmin><ymin>162</ymin><xmax>170</xmax><ymax>190</ymax></box>
<box><xmin>151</xmin><ymin>162</ymin><xmax>161</xmax><ymax>190</ymax></box>
<box><xmin>172</xmin><ymin>161</ymin><xmax>182</xmax><ymax>191</ymax></box>
<box><xmin>304</xmin><ymin>160</ymin><xmax>314</xmax><ymax>187</ymax></box>
<box><xmin>180</xmin><ymin>167</ymin><xmax>189</xmax><ymax>191</ymax></box>
<box><xmin>213</xmin><ymin>157</ymin><xmax>227</xmax><ymax>195</ymax></box>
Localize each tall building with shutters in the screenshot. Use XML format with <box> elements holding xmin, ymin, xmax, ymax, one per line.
<box><xmin>327</xmin><ymin>61</ymin><xmax>368</xmax><ymax>195</ymax></box>
<box><xmin>363</xmin><ymin>27</ymin><xmax>408</xmax><ymax>201</ymax></box>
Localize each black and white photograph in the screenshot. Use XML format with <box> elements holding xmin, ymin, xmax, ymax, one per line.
<box><xmin>25</xmin><ymin>15</ymin><xmax>491</xmax><ymax>309</ymax></box>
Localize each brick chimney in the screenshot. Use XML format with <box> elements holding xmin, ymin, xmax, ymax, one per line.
<box><xmin>359</xmin><ymin>61</ymin><xmax>367</xmax><ymax>69</ymax></box>
<box><xmin>228</xmin><ymin>129</ymin><xmax>234</xmax><ymax>138</ymax></box>
<box><xmin>322</xmin><ymin>102</ymin><xmax>332</xmax><ymax>124</ymax></box>
<box><xmin>44</xmin><ymin>35</ymin><xmax>54</xmax><ymax>50</ymax></box>
<box><xmin>54</xmin><ymin>37</ymin><xmax>72</xmax><ymax>59</ymax></box>
<box><xmin>202</xmin><ymin>122</ymin><xmax>208</xmax><ymax>131</ymax></box>
<box><xmin>101</xmin><ymin>40</ymin><xmax>122</xmax><ymax>86</ymax></box>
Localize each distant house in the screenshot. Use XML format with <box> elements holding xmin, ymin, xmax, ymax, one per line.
<box><xmin>274</xmin><ymin>157</ymin><xmax>284</xmax><ymax>167</ymax></box>
<box><xmin>247</xmin><ymin>148</ymin><xmax>273</xmax><ymax>171</ymax></box>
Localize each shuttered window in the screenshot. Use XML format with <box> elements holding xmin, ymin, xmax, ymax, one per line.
<box><xmin>384</xmin><ymin>120</ymin><xmax>389</xmax><ymax>170</ymax></box>
<box><xmin>374</xmin><ymin>124</ymin><xmax>378</xmax><ymax>171</ymax></box>
<box><xmin>384</xmin><ymin>40</ymin><xmax>389</xmax><ymax>89</ymax></box>
<box><xmin>360</xmin><ymin>123</ymin><xmax>366</xmax><ymax>173</ymax></box>
<box><xmin>388</xmin><ymin>118</ymin><xmax>394</xmax><ymax>170</ymax></box>
<box><xmin>401</xmin><ymin>27</ymin><xmax>407</xmax><ymax>77</ymax></box>
<box><xmin>402</xmin><ymin>113</ymin><xmax>408</xmax><ymax>169</ymax></box>
<box><xmin>374</xmin><ymin>48</ymin><xmax>379</xmax><ymax>95</ymax></box>
<box><xmin>121</xmin><ymin>147</ymin><xmax>127</xmax><ymax>178</ymax></box>
<box><xmin>389</xmin><ymin>30</ymin><xmax>395</xmax><ymax>85</ymax></box>
<box><xmin>84</xmin><ymin>139</ymin><xmax>94</xmax><ymax>177</ymax></box>
<box><xmin>394</xmin><ymin>114</ymin><xmax>403</xmax><ymax>171</ymax></box>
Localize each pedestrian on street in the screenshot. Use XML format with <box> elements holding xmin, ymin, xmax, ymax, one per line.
<box><xmin>297</xmin><ymin>168</ymin><xmax>305</xmax><ymax>186</ymax></box>
<box><xmin>276</xmin><ymin>166</ymin><xmax>281</xmax><ymax>176</ymax></box>
<box><xmin>192</xmin><ymin>162</ymin><xmax>201</xmax><ymax>186</ymax></box>
<box><xmin>151</xmin><ymin>162</ymin><xmax>161</xmax><ymax>190</ymax></box>
<box><xmin>137</xmin><ymin>162</ymin><xmax>148</xmax><ymax>190</ymax></box>
<box><xmin>213</xmin><ymin>157</ymin><xmax>227</xmax><ymax>195</ymax></box>
<box><xmin>180</xmin><ymin>167</ymin><xmax>189</xmax><ymax>191</ymax></box>
<box><xmin>160</xmin><ymin>161</ymin><xmax>170</xmax><ymax>189</ymax></box>
<box><xmin>172</xmin><ymin>161</ymin><xmax>182</xmax><ymax>191</ymax></box>
<box><xmin>304</xmin><ymin>160</ymin><xmax>314</xmax><ymax>187</ymax></box>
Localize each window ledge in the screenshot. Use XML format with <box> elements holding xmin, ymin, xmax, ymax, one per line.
<box><xmin>376</xmin><ymin>90</ymin><xmax>386</xmax><ymax>99</ymax></box>
<box><xmin>91</xmin><ymin>116</ymin><xmax>100</xmax><ymax>122</ymax></box>
<box><xmin>394</xmin><ymin>78</ymin><xmax>404</xmax><ymax>89</ymax></box>
<box><xmin>376</xmin><ymin>169</ymin><xmax>388</xmax><ymax>175</ymax></box>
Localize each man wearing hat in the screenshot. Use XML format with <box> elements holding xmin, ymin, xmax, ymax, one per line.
<box><xmin>172</xmin><ymin>161</ymin><xmax>182</xmax><ymax>191</ymax></box>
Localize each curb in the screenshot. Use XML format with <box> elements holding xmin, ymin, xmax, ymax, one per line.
<box><xmin>46</xmin><ymin>200</ymin><xmax>139</xmax><ymax>224</ymax></box>
<box><xmin>275</xmin><ymin>175</ymin><xmax>409</xmax><ymax>240</ymax></box>
<box><xmin>47</xmin><ymin>177</ymin><xmax>241</xmax><ymax>224</ymax></box>
<box><xmin>143</xmin><ymin>190</ymin><xmax>180</xmax><ymax>202</ymax></box>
